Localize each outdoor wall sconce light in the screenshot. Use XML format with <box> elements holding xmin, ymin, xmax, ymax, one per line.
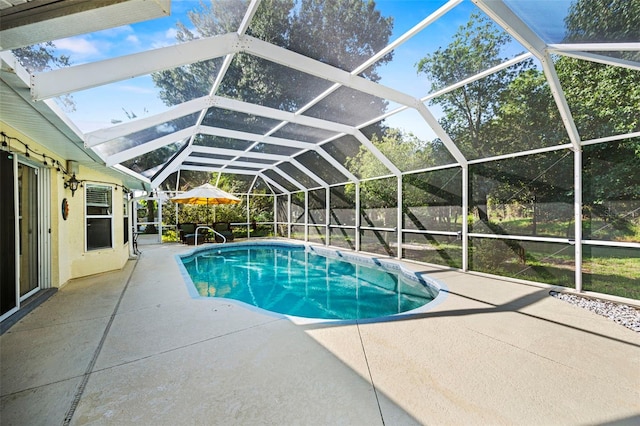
<box><xmin>64</xmin><ymin>174</ymin><xmax>80</xmax><ymax>197</ymax></box>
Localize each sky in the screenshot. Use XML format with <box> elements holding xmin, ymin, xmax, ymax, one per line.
<box><xmin>48</xmin><ymin>0</ymin><xmax>572</xmax><ymax>140</ymax></box>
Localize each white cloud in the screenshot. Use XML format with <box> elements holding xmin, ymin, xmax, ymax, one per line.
<box><xmin>165</xmin><ymin>28</ymin><xmax>178</xmax><ymax>40</ymax></box>
<box><xmin>126</xmin><ymin>35</ymin><xmax>140</xmax><ymax>44</ymax></box>
<box><xmin>149</xmin><ymin>28</ymin><xmax>179</xmax><ymax>49</ymax></box>
<box><xmin>54</xmin><ymin>37</ymin><xmax>100</xmax><ymax>56</ymax></box>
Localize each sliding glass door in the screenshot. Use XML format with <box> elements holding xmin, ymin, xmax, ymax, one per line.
<box><xmin>0</xmin><ymin>152</ymin><xmax>17</xmax><ymax>317</ymax></box>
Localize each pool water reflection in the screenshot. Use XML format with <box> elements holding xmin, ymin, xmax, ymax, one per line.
<box><xmin>179</xmin><ymin>244</ymin><xmax>439</xmax><ymax>320</ymax></box>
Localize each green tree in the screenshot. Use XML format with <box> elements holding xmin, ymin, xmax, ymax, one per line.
<box><xmin>416</xmin><ymin>13</ymin><xmax>531</xmax><ymax>222</ymax></box>
<box><xmin>152</xmin><ymin>0</ymin><xmax>392</xmax><ymax>110</ymax></box>
<box><xmin>12</xmin><ymin>42</ymin><xmax>70</xmax><ymax>72</ymax></box>
<box><xmin>555</xmin><ymin>59</ymin><xmax>640</xmax><ymax>140</ymax></box>
<box><xmin>12</xmin><ymin>42</ymin><xmax>74</xmax><ymax>111</ymax></box>
<box><xmin>347</xmin><ymin>129</ymin><xmax>461</xmax><ymax>234</ymax></box>
<box><xmin>152</xmin><ymin>0</ymin><xmax>393</xmax><ymax>139</ymax></box>
<box><xmin>564</xmin><ymin>0</ymin><xmax>640</xmax><ymax>46</ymax></box>
<box><xmin>416</xmin><ymin>13</ymin><xmax>530</xmax><ymax>161</ymax></box>
<box><xmin>149</xmin><ymin>0</ymin><xmax>395</xmax><ymax>218</ymax></box>
<box><xmin>560</xmin><ymin>0</ymin><xmax>640</xmax><ymax>241</ymax></box>
<box><xmin>347</xmin><ymin>129</ymin><xmax>435</xmax><ymax>178</ymax></box>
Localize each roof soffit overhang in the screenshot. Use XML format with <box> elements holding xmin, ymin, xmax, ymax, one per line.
<box><xmin>0</xmin><ymin>0</ymin><xmax>171</xmax><ymax>50</ymax></box>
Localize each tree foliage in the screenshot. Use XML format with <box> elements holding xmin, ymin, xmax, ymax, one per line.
<box><xmin>152</xmin><ymin>0</ymin><xmax>393</xmax><ymax>111</ymax></box>
<box><xmin>416</xmin><ymin>13</ymin><xmax>531</xmax><ymax>159</ymax></box>
<box><xmin>407</xmin><ymin>2</ymin><xmax>638</xmax><ymax>240</ymax></box>
<box><xmin>13</xmin><ymin>42</ymin><xmax>70</xmax><ymax>73</ymax></box>
<box><xmin>559</xmin><ymin>0</ymin><xmax>640</xmax><ymax>240</ymax></box>
<box><xmin>150</xmin><ymin>0</ymin><xmax>394</xmax><ymax>193</ymax></box>
<box><xmin>12</xmin><ymin>42</ymin><xmax>75</xmax><ymax>111</ymax></box>
<box><xmin>564</xmin><ymin>0</ymin><xmax>640</xmax><ymax>44</ymax></box>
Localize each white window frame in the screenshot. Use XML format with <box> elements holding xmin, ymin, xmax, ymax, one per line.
<box><xmin>85</xmin><ymin>183</ymin><xmax>114</xmax><ymax>251</ymax></box>
<box><xmin>123</xmin><ymin>192</ymin><xmax>129</xmax><ymax>246</ymax></box>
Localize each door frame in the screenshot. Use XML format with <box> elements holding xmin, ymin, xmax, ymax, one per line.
<box><xmin>0</xmin><ymin>155</ymin><xmax>51</xmax><ymax>322</ymax></box>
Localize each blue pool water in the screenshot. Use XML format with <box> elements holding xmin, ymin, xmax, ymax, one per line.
<box><xmin>179</xmin><ymin>244</ymin><xmax>440</xmax><ymax>320</ymax></box>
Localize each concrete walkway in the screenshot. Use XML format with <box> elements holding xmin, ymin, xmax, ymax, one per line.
<box><xmin>2</xmin><ymin>241</ymin><xmax>639</xmax><ymax>425</ymax></box>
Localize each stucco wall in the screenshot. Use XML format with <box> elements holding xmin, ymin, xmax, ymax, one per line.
<box><xmin>1</xmin><ymin>122</ymin><xmax>131</xmax><ymax>288</ymax></box>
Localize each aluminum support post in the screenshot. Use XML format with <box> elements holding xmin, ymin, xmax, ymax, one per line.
<box><xmin>287</xmin><ymin>193</ymin><xmax>292</xmax><ymax>239</ymax></box>
<box><xmin>397</xmin><ymin>175</ymin><xmax>403</xmax><ymax>259</ymax></box>
<box><xmin>273</xmin><ymin>196</ymin><xmax>278</xmax><ymax>237</ymax></box>
<box><xmin>304</xmin><ymin>190</ymin><xmax>309</xmax><ymax>242</ymax></box>
<box><xmin>574</xmin><ymin>147</ymin><xmax>583</xmax><ymax>292</ymax></box>
<box><xmin>158</xmin><ymin>196</ymin><xmax>163</xmax><ymax>243</ymax></box>
<box><xmin>246</xmin><ymin>194</ymin><xmax>251</xmax><ymax>240</ymax></box>
<box><xmin>355</xmin><ymin>182</ymin><xmax>361</xmax><ymax>252</ymax></box>
<box><xmin>326</xmin><ymin>189</ymin><xmax>331</xmax><ymax>246</ymax></box>
<box><xmin>462</xmin><ymin>164</ymin><xmax>469</xmax><ymax>271</ymax></box>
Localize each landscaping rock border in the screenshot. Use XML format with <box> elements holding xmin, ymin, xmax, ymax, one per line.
<box><xmin>550</xmin><ymin>291</ymin><xmax>640</xmax><ymax>333</ymax></box>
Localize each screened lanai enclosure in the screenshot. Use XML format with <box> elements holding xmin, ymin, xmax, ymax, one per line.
<box><xmin>5</xmin><ymin>0</ymin><xmax>639</xmax><ymax>300</ymax></box>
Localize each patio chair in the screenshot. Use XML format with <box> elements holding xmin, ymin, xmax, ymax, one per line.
<box><xmin>213</xmin><ymin>222</ymin><xmax>234</xmax><ymax>243</ymax></box>
<box><xmin>178</xmin><ymin>223</ymin><xmax>197</xmax><ymax>244</ymax></box>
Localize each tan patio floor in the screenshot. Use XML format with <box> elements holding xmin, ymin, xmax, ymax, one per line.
<box><xmin>1</xmin><ymin>240</ymin><xmax>639</xmax><ymax>425</ymax></box>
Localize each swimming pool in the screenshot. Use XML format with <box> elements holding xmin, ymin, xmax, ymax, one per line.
<box><xmin>178</xmin><ymin>242</ymin><xmax>444</xmax><ymax>321</ymax></box>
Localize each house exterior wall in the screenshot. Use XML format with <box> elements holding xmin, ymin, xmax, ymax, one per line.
<box><xmin>1</xmin><ymin>122</ymin><xmax>130</xmax><ymax>289</ymax></box>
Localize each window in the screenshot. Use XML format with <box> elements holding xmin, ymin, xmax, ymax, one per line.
<box><xmin>123</xmin><ymin>194</ymin><xmax>129</xmax><ymax>244</ymax></box>
<box><xmin>86</xmin><ymin>184</ymin><xmax>113</xmax><ymax>250</ymax></box>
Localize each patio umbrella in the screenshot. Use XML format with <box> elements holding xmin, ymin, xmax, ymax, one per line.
<box><xmin>170</xmin><ymin>183</ymin><xmax>240</xmax><ymax>225</ymax></box>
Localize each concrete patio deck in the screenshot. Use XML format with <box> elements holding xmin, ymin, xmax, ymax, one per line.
<box><xmin>1</xmin><ymin>240</ymin><xmax>639</xmax><ymax>425</ymax></box>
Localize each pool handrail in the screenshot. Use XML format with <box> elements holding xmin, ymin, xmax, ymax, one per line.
<box><xmin>194</xmin><ymin>226</ymin><xmax>226</xmax><ymax>245</ymax></box>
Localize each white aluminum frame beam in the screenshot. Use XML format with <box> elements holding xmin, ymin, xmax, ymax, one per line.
<box><xmin>105</xmin><ymin>127</ymin><xmax>196</xmax><ymax>166</ymax></box>
<box><xmin>197</xmin><ymin>125</ymin><xmax>352</xmax><ymax>183</ymax></box>
<box><xmin>179</xmin><ymin>165</ymin><xmax>288</xmax><ymax>194</ymax></box>
<box><xmin>184</xmin><ymin>0</ymin><xmax>262</xmax><ymax>160</ymax></box>
<box><xmin>242</xmin><ymin>35</ymin><xmax>422</xmax><ymax>109</ymax></box>
<box><xmin>252</xmin><ymin>175</ymin><xmax>287</xmax><ymax>194</ymax></box>
<box><xmin>31</xmin><ymin>33</ymin><xmax>239</xmax><ymax>100</ymax></box>
<box><xmin>352</xmin><ymin>0</ymin><xmax>463</xmax><ymax>76</ymax></box>
<box><xmin>547</xmin><ymin>43</ymin><xmax>640</xmax><ymax>52</ymax></box>
<box><xmin>422</xmin><ymin>52</ymin><xmax>534</xmax><ymax>101</ymax></box>
<box><xmin>150</xmin><ymin>147</ymin><xmax>193</xmax><ymax>188</ymax></box>
<box><xmin>268</xmin><ymin>167</ymin><xmax>306</xmax><ymax>191</ymax></box>
<box><xmin>86</xmin><ymin>96</ymin><xmax>216</xmax><ymax>147</ymax></box>
<box><xmin>210</xmin><ymin>95</ymin><xmax>355</xmax><ymax>135</ymax></box>
<box><xmin>552</xmin><ymin>50</ymin><xmax>640</xmax><ymax>72</ymax></box>
<box><xmin>186</xmin><ymin>157</ymin><xmax>269</xmax><ymax>170</ymax></box>
<box><xmin>191</xmin><ymin>138</ymin><xmax>329</xmax><ymax>188</ymax></box>
<box><xmin>312</xmin><ymin>148</ymin><xmax>359</xmax><ymax>183</ymax></box>
<box><xmin>353</xmin><ymin>130</ymin><xmax>401</xmax><ymax>176</ymax></box>
<box><xmin>31</xmin><ymin>28</ymin><xmax>419</xmax><ymax>185</ymax></box>
<box><xmin>474</xmin><ymin>0</ymin><xmax>582</xmax><ymax>150</ymax></box>
<box><xmin>129</xmin><ymin>126</ymin><xmax>344</xmax><ymax>186</ymax></box>
<box><xmin>191</xmin><ymin>145</ymin><xmax>292</xmax><ymax>162</ymax></box>
<box><xmin>416</xmin><ymin>103</ymin><xmax>468</xmax><ymax>165</ymax></box>
<box><xmin>290</xmin><ymin>159</ymin><xmax>330</xmax><ymax>189</ymax></box>
<box><xmin>540</xmin><ymin>53</ymin><xmax>582</xmax><ymax>150</ymax></box>
<box><xmin>238</xmin><ymin>0</ymin><xmax>262</xmax><ymax>35</ymax></box>
<box><xmin>112</xmin><ymin>164</ymin><xmax>152</xmax><ymax>184</ymax></box>
<box><xmin>581</xmin><ymin>131</ymin><xmax>640</xmax><ymax>147</ymax></box>
<box><xmin>472</xmin><ymin>0</ymin><xmax>547</xmax><ymax>59</ymax></box>
<box><xmin>198</xmin><ymin>125</ymin><xmax>315</xmax><ymax>149</ymax></box>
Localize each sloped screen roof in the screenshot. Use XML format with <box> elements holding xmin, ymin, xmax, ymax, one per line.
<box><xmin>8</xmin><ymin>0</ymin><xmax>640</xmax><ymax>194</ymax></box>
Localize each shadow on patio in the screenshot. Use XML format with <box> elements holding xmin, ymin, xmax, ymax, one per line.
<box><xmin>2</xmin><ymin>242</ymin><xmax>638</xmax><ymax>425</ymax></box>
